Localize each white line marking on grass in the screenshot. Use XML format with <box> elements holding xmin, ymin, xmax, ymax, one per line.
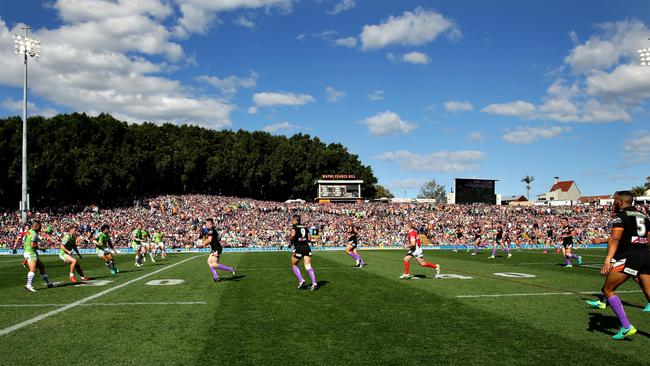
<box><xmin>457</xmin><ymin>290</ymin><xmax>643</xmax><ymax>298</ymax></box>
<box><xmin>0</xmin><ymin>255</ymin><xmax>200</xmax><ymax>336</ymax></box>
<box><xmin>0</xmin><ymin>302</ymin><xmax>207</xmax><ymax>308</ymax></box>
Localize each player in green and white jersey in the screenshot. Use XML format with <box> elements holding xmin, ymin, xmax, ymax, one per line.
<box><xmin>132</xmin><ymin>225</ymin><xmax>147</xmax><ymax>267</ymax></box>
<box><xmin>23</xmin><ymin>221</ymin><xmax>54</xmax><ymax>292</ymax></box>
<box><xmin>152</xmin><ymin>230</ymin><xmax>166</xmax><ymax>259</ymax></box>
<box><xmin>96</xmin><ymin>224</ymin><xmax>119</xmax><ymax>275</ymax></box>
<box><xmin>142</xmin><ymin>228</ymin><xmax>156</xmax><ymax>263</ymax></box>
<box><xmin>59</xmin><ymin>224</ymin><xmax>88</xmax><ymax>283</ymax></box>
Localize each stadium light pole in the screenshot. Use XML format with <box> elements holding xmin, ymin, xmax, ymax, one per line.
<box><xmin>13</xmin><ymin>26</ymin><xmax>41</xmax><ymax>224</ymax></box>
<box><xmin>639</xmin><ymin>39</ymin><xmax>650</xmax><ymax>66</ymax></box>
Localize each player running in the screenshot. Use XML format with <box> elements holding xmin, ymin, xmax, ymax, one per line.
<box><xmin>201</xmin><ymin>218</ymin><xmax>235</xmax><ymax>282</ymax></box>
<box><xmin>23</xmin><ymin>221</ymin><xmax>54</xmax><ymax>292</ymax></box>
<box><xmin>132</xmin><ymin>225</ymin><xmax>147</xmax><ymax>267</ymax></box>
<box><xmin>560</xmin><ymin>218</ymin><xmax>582</xmax><ymax>268</ymax></box>
<box><xmin>96</xmin><ymin>224</ymin><xmax>119</xmax><ymax>275</ymax></box>
<box><xmin>489</xmin><ymin>224</ymin><xmax>512</xmax><ymax>259</ymax></box>
<box><xmin>587</xmin><ymin>191</ymin><xmax>650</xmax><ymax>340</ymax></box>
<box><xmin>59</xmin><ymin>224</ymin><xmax>88</xmax><ymax>283</ymax></box>
<box><xmin>289</xmin><ymin>215</ymin><xmax>318</xmax><ymax>291</ymax></box>
<box><xmin>400</xmin><ymin>223</ymin><xmax>440</xmax><ymax>279</ymax></box>
<box><xmin>345</xmin><ymin>221</ymin><xmax>365</xmax><ymax>267</ymax></box>
<box><xmin>152</xmin><ymin>229</ymin><xmax>166</xmax><ymax>259</ymax></box>
<box><xmin>471</xmin><ymin>225</ymin><xmax>483</xmax><ymax>256</ymax></box>
<box><xmin>453</xmin><ymin>226</ymin><xmax>469</xmax><ymax>252</ymax></box>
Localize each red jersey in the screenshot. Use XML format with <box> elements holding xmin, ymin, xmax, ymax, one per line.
<box><xmin>407</xmin><ymin>229</ymin><xmax>421</xmax><ymax>248</ymax></box>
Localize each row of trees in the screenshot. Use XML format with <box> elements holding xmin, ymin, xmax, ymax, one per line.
<box><xmin>0</xmin><ymin>113</ymin><xmax>378</xmax><ymax>207</ymax></box>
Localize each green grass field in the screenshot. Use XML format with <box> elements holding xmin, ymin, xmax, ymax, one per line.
<box><xmin>0</xmin><ymin>249</ymin><xmax>649</xmax><ymax>365</ymax></box>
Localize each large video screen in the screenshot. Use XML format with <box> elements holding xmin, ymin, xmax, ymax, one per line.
<box><xmin>455</xmin><ymin>179</ymin><xmax>496</xmax><ymax>204</ymax></box>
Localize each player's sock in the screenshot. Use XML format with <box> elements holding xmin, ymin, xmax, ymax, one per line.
<box><xmin>292</xmin><ymin>265</ymin><xmax>304</xmax><ymax>282</ymax></box>
<box><xmin>571</xmin><ymin>254</ymin><xmax>579</xmax><ymax>259</ymax></box>
<box><xmin>306</xmin><ymin>267</ymin><xmax>317</xmax><ymax>285</ymax></box>
<box><xmin>422</xmin><ymin>262</ymin><xmax>438</xmax><ymax>269</ymax></box>
<box><xmin>348</xmin><ymin>252</ymin><xmax>358</xmax><ymax>261</ymax></box>
<box><xmin>76</xmin><ymin>266</ymin><xmax>85</xmax><ymax>277</ymax></box>
<box><xmin>403</xmin><ymin>261</ymin><xmax>410</xmax><ymax>274</ymax></box>
<box><xmin>473</xmin><ymin>246</ymin><xmax>478</xmax><ymax>254</ymax></box>
<box><xmin>491</xmin><ymin>247</ymin><xmax>497</xmax><ymax>256</ymax></box>
<box><xmin>504</xmin><ymin>246</ymin><xmax>510</xmax><ymax>254</ymax></box>
<box><xmin>210</xmin><ymin>266</ymin><xmax>219</xmax><ymax>281</ymax></box>
<box><xmin>564</xmin><ymin>256</ymin><xmax>571</xmax><ymax>265</ymax></box>
<box><xmin>27</xmin><ymin>271</ymin><xmax>35</xmax><ymax>287</ymax></box>
<box><xmin>69</xmin><ymin>272</ymin><xmax>74</xmax><ymax>277</ymax></box>
<box><xmin>608</xmin><ymin>295</ymin><xmax>631</xmax><ymax>329</ymax></box>
<box><xmin>358</xmin><ymin>255</ymin><xmax>365</xmax><ymax>265</ymax></box>
<box><xmin>217</xmin><ymin>263</ymin><xmax>234</xmax><ymax>272</ymax></box>
<box><xmin>41</xmin><ymin>273</ymin><xmax>50</xmax><ymax>284</ymax></box>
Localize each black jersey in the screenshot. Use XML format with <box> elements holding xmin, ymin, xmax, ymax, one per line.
<box><xmin>546</xmin><ymin>228</ymin><xmax>553</xmax><ymax>238</ymax></box>
<box><xmin>347</xmin><ymin>226</ymin><xmax>358</xmax><ymax>245</ymax></box>
<box><xmin>206</xmin><ymin>227</ymin><xmax>221</xmax><ymax>252</ymax></box>
<box><xmin>496</xmin><ymin>227</ymin><xmax>503</xmax><ymax>240</ymax></box>
<box><xmin>561</xmin><ymin>226</ymin><xmax>574</xmax><ymax>245</ymax></box>
<box><xmin>610</xmin><ymin>207</ymin><xmax>650</xmax><ymax>259</ymax></box>
<box><xmin>291</xmin><ymin>224</ymin><xmax>310</xmax><ymax>247</ymax></box>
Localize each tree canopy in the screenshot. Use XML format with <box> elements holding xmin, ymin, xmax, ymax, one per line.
<box><xmin>416</xmin><ymin>179</ymin><xmax>446</xmax><ymax>202</ymax></box>
<box><xmin>0</xmin><ymin>113</ymin><xmax>377</xmax><ymax>207</ymax></box>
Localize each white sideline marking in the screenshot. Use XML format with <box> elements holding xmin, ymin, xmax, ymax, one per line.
<box><xmin>0</xmin><ymin>255</ymin><xmax>200</xmax><ymax>336</ymax></box>
<box><xmin>457</xmin><ymin>290</ymin><xmax>643</xmax><ymax>298</ymax></box>
<box><xmin>0</xmin><ymin>302</ymin><xmax>207</xmax><ymax>308</ymax></box>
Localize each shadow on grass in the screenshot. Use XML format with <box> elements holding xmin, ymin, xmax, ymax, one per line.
<box><xmin>587</xmin><ymin>312</ymin><xmax>650</xmax><ymax>339</ymax></box>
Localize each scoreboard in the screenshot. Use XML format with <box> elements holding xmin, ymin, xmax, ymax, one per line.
<box><xmin>455</xmin><ymin>178</ymin><xmax>497</xmax><ymax>205</ymax></box>
<box><xmin>316</xmin><ymin>177</ymin><xmax>363</xmax><ymax>202</ymax></box>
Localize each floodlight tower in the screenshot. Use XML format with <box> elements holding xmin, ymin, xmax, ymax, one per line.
<box><xmin>13</xmin><ymin>26</ymin><xmax>40</xmax><ymax>223</ymax></box>
<box><xmin>639</xmin><ymin>38</ymin><xmax>650</xmax><ymax>66</ymax></box>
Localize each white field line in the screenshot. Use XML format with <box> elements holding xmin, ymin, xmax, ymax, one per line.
<box><xmin>0</xmin><ymin>255</ymin><xmax>200</xmax><ymax>336</ymax></box>
<box><xmin>0</xmin><ymin>302</ymin><xmax>207</xmax><ymax>308</ymax></box>
<box><xmin>457</xmin><ymin>290</ymin><xmax>643</xmax><ymax>298</ymax></box>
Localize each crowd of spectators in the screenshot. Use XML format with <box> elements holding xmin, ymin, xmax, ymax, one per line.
<box><xmin>0</xmin><ymin>195</ymin><xmax>627</xmax><ymax>251</ymax></box>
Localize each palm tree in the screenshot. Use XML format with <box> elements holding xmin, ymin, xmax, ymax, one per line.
<box><xmin>631</xmin><ymin>186</ymin><xmax>646</xmax><ymax>197</ymax></box>
<box><xmin>521</xmin><ymin>175</ymin><xmax>535</xmax><ymax>200</ymax></box>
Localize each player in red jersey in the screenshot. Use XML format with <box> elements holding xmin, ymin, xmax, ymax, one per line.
<box><xmin>400</xmin><ymin>223</ymin><xmax>441</xmax><ymax>279</ymax></box>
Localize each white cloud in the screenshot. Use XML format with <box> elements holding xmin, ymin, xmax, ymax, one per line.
<box><xmin>263</xmin><ymin>121</ymin><xmax>298</xmax><ymax>134</ymax></box>
<box><xmin>466</xmin><ymin>132</ymin><xmax>484</xmax><ymax>142</ymax></box>
<box><xmin>502</xmin><ymin>126</ymin><xmax>571</xmax><ymax>144</ymax></box>
<box><xmin>252</xmin><ymin>91</ymin><xmax>315</xmax><ymax>108</ymax></box>
<box><xmin>176</xmin><ymin>0</ymin><xmax>293</xmax><ymax>34</ymax></box>
<box><xmin>334</xmin><ymin>37</ymin><xmax>358</xmax><ymax>48</ymax></box>
<box><xmin>234</xmin><ymin>16</ymin><xmax>256</xmax><ymax>29</ymax></box>
<box><xmin>386</xmin><ymin>52</ymin><xmax>397</xmax><ymax>63</ymax></box>
<box><xmin>564</xmin><ymin>20</ymin><xmax>648</xmax><ymax>74</ymax></box>
<box><xmin>444</xmin><ymin>100</ymin><xmax>474</xmax><ymax>113</ymax></box>
<box><xmin>377</xmin><ymin>150</ymin><xmax>485</xmax><ymax>173</ymax></box>
<box><xmin>360</xmin><ymin>7</ymin><xmax>461</xmax><ymax>50</ymax></box>
<box><xmin>325</xmin><ymin>86</ymin><xmax>345</xmax><ymax>102</ymax></box>
<box><xmin>0</xmin><ymin>6</ymin><xmax>234</xmax><ymax>129</ymax></box>
<box><xmin>296</xmin><ymin>33</ymin><xmax>306</xmax><ymax>41</ymax></box>
<box><xmin>387</xmin><ymin>178</ymin><xmax>427</xmax><ymax>189</ymax></box>
<box><xmin>359</xmin><ymin>111</ymin><xmax>416</xmax><ymax>136</ymax></box>
<box><xmin>368</xmin><ymin>89</ymin><xmax>385</xmax><ymax>101</ymax></box>
<box><xmin>197</xmin><ymin>72</ymin><xmax>258</xmax><ymax>96</ymax></box>
<box><xmin>1</xmin><ymin>98</ymin><xmax>58</xmax><ymax>118</ymax></box>
<box><xmin>328</xmin><ymin>0</ymin><xmax>356</xmax><ymax>15</ymax></box>
<box><xmin>482</xmin><ymin>101</ymin><xmax>537</xmax><ymax>118</ymax></box>
<box><xmin>483</xmin><ymin>20</ymin><xmax>650</xmax><ymax>125</ymax></box>
<box><xmin>624</xmin><ymin>130</ymin><xmax>650</xmax><ymax>162</ymax></box>
<box><xmin>402</xmin><ymin>51</ymin><xmax>431</xmax><ymax>64</ymax></box>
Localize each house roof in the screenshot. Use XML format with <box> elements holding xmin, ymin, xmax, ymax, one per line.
<box><xmin>550</xmin><ymin>181</ymin><xmax>575</xmax><ymax>192</ymax></box>
<box><xmin>578</xmin><ymin>195</ymin><xmax>611</xmax><ymax>204</ymax></box>
<box><xmin>502</xmin><ymin>195</ymin><xmax>528</xmax><ymax>202</ymax></box>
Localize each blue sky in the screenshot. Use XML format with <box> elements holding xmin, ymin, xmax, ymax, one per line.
<box><xmin>0</xmin><ymin>0</ymin><xmax>649</xmax><ymax>198</ymax></box>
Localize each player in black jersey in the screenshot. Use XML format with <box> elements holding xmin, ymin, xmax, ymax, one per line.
<box><xmin>200</xmin><ymin>218</ymin><xmax>235</xmax><ymax>282</ymax></box>
<box><xmin>453</xmin><ymin>226</ymin><xmax>469</xmax><ymax>252</ymax></box>
<box><xmin>489</xmin><ymin>224</ymin><xmax>512</xmax><ymax>259</ymax></box>
<box><xmin>560</xmin><ymin>218</ymin><xmax>582</xmax><ymax>267</ymax></box>
<box><xmin>345</xmin><ymin>221</ymin><xmax>365</xmax><ymax>267</ymax></box>
<box><xmin>289</xmin><ymin>215</ymin><xmax>318</xmax><ymax>291</ymax></box>
<box><xmin>588</xmin><ymin>191</ymin><xmax>650</xmax><ymax>340</ymax></box>
<box><xmin>542</xmin><ymin>225</ymin><xmax>560</xmax><ymax>254</ymax></box>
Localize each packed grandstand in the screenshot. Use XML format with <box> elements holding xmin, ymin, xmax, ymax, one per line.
<box><xmin>0</xmin><ymin>194</ymin><xmax>628</xmax><ymax>250</ymax></box>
